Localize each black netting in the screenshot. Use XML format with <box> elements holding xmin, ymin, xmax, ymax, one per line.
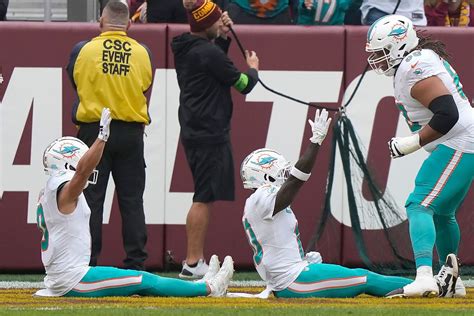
<box><xmin>307</xmin><ymin>114</ymin><xmax>416</xmax><ymax>275</ymax></box>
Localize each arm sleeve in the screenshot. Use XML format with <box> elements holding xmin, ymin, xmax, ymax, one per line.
<box><xmin>66</xmin><ymin>40</ymin><xmax>89</xmax><ymax>91</ymax></box>
<box><xmin>233</xmin><ymin>68</ymin><xmax>259</xmax><ymax>94</ymax></box>
<box><xmin>428</xmin><ymin>94</ymin><xmax>459</xmax><ymax>135</ymax></box>
<box><xmin>247</xmin><ymin>185</ymin><xmax>279</xmax><ymax>220</ymax></box>
<box><xmin>138</xmin><ymin>42</ymin><xmax>154</xmax><ymax>93</ymax></box>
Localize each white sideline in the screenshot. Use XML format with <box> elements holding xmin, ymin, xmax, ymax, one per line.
<box><xmin>1</xmin><ymin>279</ymin><xmax>473</xmax><ymax>289</ymax></box>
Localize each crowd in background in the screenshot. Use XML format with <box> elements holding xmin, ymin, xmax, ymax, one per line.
<box><xmin>0</xmin><ymin>0</ymin><xmax>472</xmax><ymax>26</ymax></box>
<box><xmin>122</xmin><ymin>0</ymin><xmax>474</xmax><ymax>27</ymax></box>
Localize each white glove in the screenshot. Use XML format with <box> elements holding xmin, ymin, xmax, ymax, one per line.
<box><xmin>308</xmin><ymin>109</ymin><xmax>332</xmax><ymax>145</ymax></box>
<box><xmin>98</xmin><ymin>108</ymin><xmax>112</xmax><ymax>142</ymax></box>
<box><xmin>388</xmin><ymin>134</ymin><xmax>421</xmax><ymax>158</ymax></box>
<box><xmin>304</xmin><ymin>251</ymin><xmax>323</xmax><ymax>264</ymax></box>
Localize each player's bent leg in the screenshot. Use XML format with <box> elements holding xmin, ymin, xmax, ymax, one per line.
<box><xmin>412</xmin><ymin>146</ymin><xmax>473</xmax><ymax>266</ymax></box>
<box><xmin>65</xmin><ymin>266</ymin><xmax>208</xmax><ymax>297</ymax></box>
<box><xmin>138</xmin><ymin>271</ymin><xmax>209</xmax><ymax>297</ymax></box>
<box><xmin>406</xmin><ymin>204</ymin><xmax>436</xmax><ymax>269</ymax></box>
<box><xmin>355</xmin><ymin>269</ymin><xmax>412</xmax><ymax>297</ymax></box>
<box><xmin>274</xmin><ymin>263</ymin><xmax>411</xmax><ymax>298</ymax></box>
<box><xmin>434</xmin><ymin>214</ymin><xmax>460</xmax><ymax>266</ymax></box>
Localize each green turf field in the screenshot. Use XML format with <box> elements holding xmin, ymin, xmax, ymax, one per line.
<box><xmin>1</xmin><ymin>273</ymin><xmax>472</xmax><ymax>315</ymax></box>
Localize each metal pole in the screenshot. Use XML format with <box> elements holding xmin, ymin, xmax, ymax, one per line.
<box><xmin>44</xmin><ymin>0</ymin><xmax>52</xmax><ymax>22</ymax></box>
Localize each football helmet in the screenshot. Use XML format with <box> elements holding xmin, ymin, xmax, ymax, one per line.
<box><xmin>366</xmin><ymin>14</ymin><xmax>419</xmax><ymax>76</ymax></box>
<box><xmin>43</xmin><ymin>136</ymin><xmax>98</xmax><ymax>185</ymax></box>
<box><xmin>240</xmin><ymin>148</ymin><xmax>291</xmax><ymax>190</ymax></box>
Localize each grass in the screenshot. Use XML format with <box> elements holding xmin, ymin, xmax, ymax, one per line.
<box><xmin>1</xmin><ymin>274</ymin><xmax>472</xmax><ymax>315</ymax></box>
<box><xmin>1</xmin><ymin>288</ymin><xmax>473</xmax><ymax>315</ymax></box>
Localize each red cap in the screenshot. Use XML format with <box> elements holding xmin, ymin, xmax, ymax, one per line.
<box><xmin>187</xmin><ymin>0</ymin><xmax>222</xmax><ymax>32</ymax></box>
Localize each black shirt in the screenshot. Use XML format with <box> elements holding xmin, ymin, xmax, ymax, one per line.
<box><xmin>171</xmin><ymin>33</ymin><xmax>258</xmax><ymax>146</ymax></box>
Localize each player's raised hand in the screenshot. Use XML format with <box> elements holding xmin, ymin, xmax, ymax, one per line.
<box><xmin>98</xmin><ymin>107</ymin><xmax>112</xmax><ymax>142</ymax></box>
<box><xmin>388</xmin><ymin>134</ymin><xmax>421</xmax><ymax>158</ymax></box>
<box><xmin>308</xmin><ymin>109</ymin><xmax>332</xmax><ymax>145</ymax></box>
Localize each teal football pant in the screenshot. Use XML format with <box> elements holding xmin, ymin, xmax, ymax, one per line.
<box><xmin>64</xmin><ymin>266</ymin><xmax>208</xmax><ymax>297</ymax></box>
<box><xmin>405</xmin><ymin>145</ymin><xmax>473</xmax><ymax>268</ymax></box>
<box><xmin>274</xmin><ymin>263</ymin><xmax>411</xmax><ymax>298</ymax></box>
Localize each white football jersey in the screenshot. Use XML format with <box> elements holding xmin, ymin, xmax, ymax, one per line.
<box><xmin>242</xmin><ymin>184</ymin><xmax>308</xmax><ymax>291</ymax></box>
<box><xmin>35</xmin><ymin>175</ymin><xmax>91</xmax><ymax>296</ymax></box>
<box><xmin>394</xmin><ymin>49</ymin><xmax>474</xmax><ymax>153</ymax></box>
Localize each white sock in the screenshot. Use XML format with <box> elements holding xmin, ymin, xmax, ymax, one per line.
<box><xmin>416</xmin><ymin>265</ymin><xmax>433</xmax><ymax>278</ymax></box>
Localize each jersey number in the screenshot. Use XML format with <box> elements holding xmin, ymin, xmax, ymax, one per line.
<box><xmin>443</xmin><ymin>60</ymin><xmax>467</xmax><ymax>100</ymax></box>
<box><xmin>244</xmin><ymin>219</ymin><xmax>263</xmax><ymax>265</ymax></box>
<box><xmin>313</xmin><ymin>0</ymin><xmax>336</xmax><ymax>24</ymax></box>
<box><xmin>36</xmin><ymin>204</ymin><xmax>49</xmax><ymax>251</ymax></box>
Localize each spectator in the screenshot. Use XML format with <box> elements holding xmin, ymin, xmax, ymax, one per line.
<box><xmin>227</xmin><ymin>0</ymin><xmax>293</xmax><ymax>24</ymax></box>
<box><xmin>131</xmin><ymin>0</ymin><xmax>147</xmax><ymax>22</ymax></box>
<box><xmin>66</xmin><ymin>0</ymin><xmax>151</xmax><ymax>270</ymax></box>
<box><xmin>129</xmin><ymin>0</ymin><xmax>145</xmax><ymax>15</ymax></box>
<box><xmin>0</xmin><ymin>0</ymin><xmax>8</xmax><ymax>20</ymax></box>
<box><xmin>171</xmin><ymin>0</ymin><xmax>259</xmax><ymax>278</ymax></box>
<box><xmin>344</xmin><ymin>0</ymin><xmax>363</xmax><ymax>25</ymax></box>
<box><xmin>360</xmin><ymin>0</ymin><xmax>427</xmax><ymax>25</ymax></box>
<box><xmin>147</xmin><ymin>0</ymin><xmax>188</xmax><ymax>23</ymax></box>
<box><xmin>101</xmin><ymin>0</ymin><xmax>144</xmax><ymax>18</ymax></box>
<box><xmin>425</xmin><ymin>0</ymin><xmax>474</xmax><ymax>26</ymax></box>
<box><xmin>296</xmin><ymin>0</ymin><xmax>351</xmax><ymax>25</ymax></box>
<box><xmin>145</xmin><ymin>0</ymin><xmax>231</xmax><ymax>23</ymax></box>
<box><xmin>38</xmin><ymin>120</ymin><xmax>234</xmax><ymax>298</ymax></box>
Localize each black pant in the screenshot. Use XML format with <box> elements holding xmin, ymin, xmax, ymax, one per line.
<box><xmin>78</xmin><ymin>120</ymin><xmax>148</xmax><ymax>270</ymax></box>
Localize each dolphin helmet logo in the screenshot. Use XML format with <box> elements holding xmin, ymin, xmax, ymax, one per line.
<box><xmin>53</xmin><ymin>144</ymin><xmax>80</xmax><ymax>158</ymax></box>
<box><xmin>388</xmin><ymin>23</ymin><xmax>408</xmax><ymax>41</ymax></box>
<box><xmin>251</xmin><ymin>155</ymin><xmax>277</xmax><ymax>169</ymax></box>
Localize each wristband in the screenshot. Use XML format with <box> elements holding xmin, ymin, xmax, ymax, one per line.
<box><xmin>290</xmin><ymin>167</ymin><xmax>311</xmax><ymax>181</ymax></box>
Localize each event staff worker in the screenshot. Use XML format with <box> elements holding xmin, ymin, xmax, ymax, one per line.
<box><xmin>66</xmin><ymin>0</ymin><xmax>152</xmax><ymax>270</ymax></box>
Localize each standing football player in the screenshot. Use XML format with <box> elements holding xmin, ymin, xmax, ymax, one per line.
<box><xmin>240</xmin><ymin>109</ymin><xmax>457</xmax><ymax>298</ymax></box>
<box><xmin>366</xmin><ymin>14</ymin><xmax>473</xmax><ymax>297</ymax></box>
<box><xmin>36</xmin><ymin>108</ymin><xmax>233</xmax><ymax>298</ymax></box>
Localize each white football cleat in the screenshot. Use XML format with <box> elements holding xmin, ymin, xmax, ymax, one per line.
<box><xmin>179</xmin><ymin>258</ymin><xmax>209</xmax><ymax>279</ymax></box>
<box><xmin>435</xmin><ymin>254</ymin><xmax>459</xmax><ymax>298</ymax></box>
<box><xmin>196</xmin><ymin>255</ymin><xmax>220</xmax><ymax>283</ymax></box>
<box><xmin>386</xmin><ymin>275</ymin><xmax>439</xmax><ymax>298</ymax></box>
<box><xmin>454</xmin><ymin>277</ymin><xmax>466</xmax><ymax>298</ymax></box>
<box><xmin>208</xmin><ymin>256</ymin><xmax>234</xmax><ymax>297</ymax></box>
